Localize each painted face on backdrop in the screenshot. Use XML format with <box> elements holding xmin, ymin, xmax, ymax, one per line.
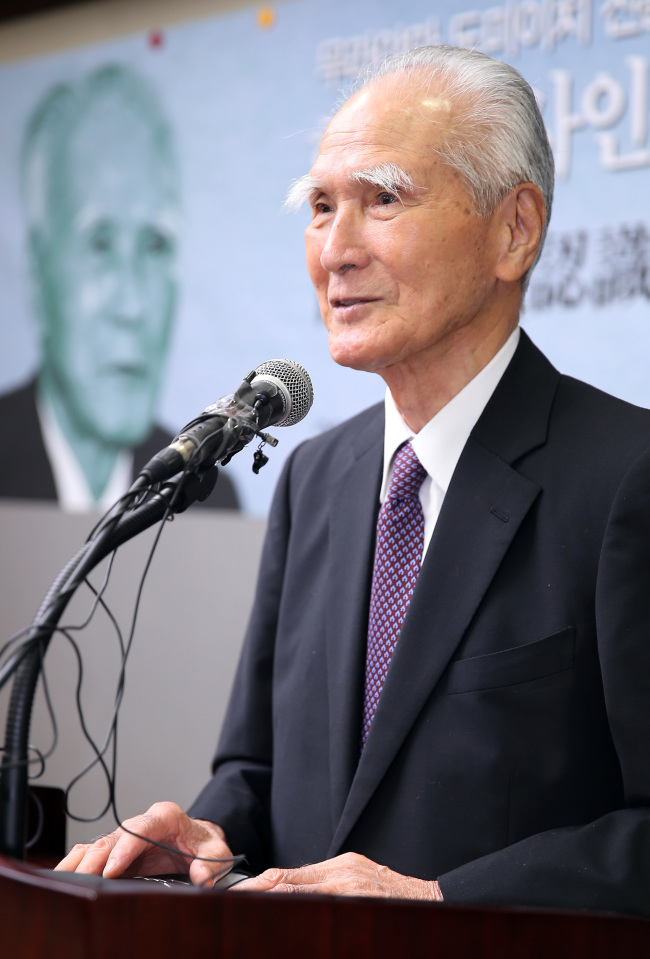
<box><xmin>34</xmin><ymin>91</ymin><xmax>179</xmax><ymax>447</ymax></box>
<box><xmin>304</xmin><ymin>75</ymin><xmax>506</xmax><ymax>380</ymax></box>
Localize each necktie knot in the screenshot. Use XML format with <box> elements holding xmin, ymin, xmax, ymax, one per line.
<box><xmin>386</xmin><ymin>442</ymin><xmax>427</xmax><ymax>506</ymax></box>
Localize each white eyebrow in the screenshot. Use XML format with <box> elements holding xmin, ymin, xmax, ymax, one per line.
<box><xmin>284</xmin><ymin>174</ymin><xmax>322</xmax><ymax>212</ymax></box>
<box><xmin>73</xmin><ymin>203</ymin><xmax>181</xmax><ymax>237</ymax></box>
<box><xmin>349</xmin><ymin>163</ymin><xmax>417</xmax><ymax>195</ymax></box>
<box><xmin>284</xmin><ymin>162</ymin><xmax>419</xmax><ymax>213</ymax></box>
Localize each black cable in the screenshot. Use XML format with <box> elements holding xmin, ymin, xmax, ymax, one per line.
<box><xmin>59</xmin><ymin>550</ymin><xmax>127</xmax><ymax>817</ymax></box>
<box><xmin>0</xmin><ymin>743</ymin><xmax>47</xmax><ymax>776</ymax></box>
<box><xmin>84</xmin><ymin>482</ymin><xmax>153</xmax><ymax>544</ymax></box>
<box><xmin>66</xmin><ymin>551</ymin><xmax>119</xmax><ymax>636</ymax></box>
<box><xmin>64</xmin><ymin>479</ymin><xmax>178</xmax><ymax>824</ymax></box>
<box><xmin>83</xmin><ymin>579</ymin><xmax>126</xmax><ymax>657</ymax></box>
<box><xmin>0</xmin><ymin>623</ymin><xmax>47</xmax><ymax>672</ymax></box>
<box><xmin>62</xmin><ymin>625</ymin><xmax>115</xmax><ymax>822</ymax></box>
<box><xmin>8</xmin><ymin>465</ymin><xmax>245</xmax><ymax>882</ymax></box>
<box><xmin>0</xmin><ymin>553</ymin><xmax>123</xmax><ymax>778</ymax></box>
<box><xmin>24</xmin><ymin>784</ymin><xmax>44</xmax><ymax>851</ymax></box>
<box><xmin>89</xmin><ymin>473</ymin><xmax>247</xmax><ymax>882</ymax></box>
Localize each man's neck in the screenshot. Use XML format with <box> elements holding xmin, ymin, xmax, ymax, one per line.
<box><xmin>38</xmin><ymin>372</ymin><xmax>120</xmax><ymax>501</ymax></box>
<box><xmin>381</xmin><ymin>315</ymin><xmax>520</xmax><ymax>433</ymax></box>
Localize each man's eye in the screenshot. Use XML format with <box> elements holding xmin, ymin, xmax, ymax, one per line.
<box><xmin>87</xmin><ymin>222</ymin><xmax>113</xmax><ymax>254</ymax></box>
<box><xmin>143</xmin><ymin>227</ymin><xmax>173</xmax><ymax>255</ymax></box>
<box><xmin>313</xmin><ymin>201</ymin><xmax>332</xmax><ymax>216</ymax></box>
<box><xmin>377</xmin><ymin>192</ymin><xmax>398</xmax><ymax>205</ymax></box>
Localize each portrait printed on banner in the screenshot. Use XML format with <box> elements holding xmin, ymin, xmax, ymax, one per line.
<box><xmin>0</xmin><ymin>65</ymin><xmax>239</xmax><ymax>513</ymax></box>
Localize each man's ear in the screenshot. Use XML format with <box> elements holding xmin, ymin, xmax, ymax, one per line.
<box><xmin>494</xmin><ymin>183</ymin><xmax>546</xmax><ymax>284</ymax></box>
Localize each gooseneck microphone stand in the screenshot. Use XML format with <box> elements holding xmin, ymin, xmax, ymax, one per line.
<box><xmin>0</xmin><ymin>465</ymin><xmax>218</xmax><ymax>860</ymax></box>
<box><xmin>0</xmin><ymin>363</ymin><xmax>312</xmax><ymax>860</ymax></box>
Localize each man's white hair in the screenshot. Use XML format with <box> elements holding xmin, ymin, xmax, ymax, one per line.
<box><xmin>362</xmin><ymin>45</ymin><xmax>554</xmax><ymax>292</ymax></box>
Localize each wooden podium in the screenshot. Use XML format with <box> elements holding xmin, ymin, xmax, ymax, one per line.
<box><xmin>1</xmin><ymin>854</ymin><xmax>650</xmax><ymax>959</ymax></box>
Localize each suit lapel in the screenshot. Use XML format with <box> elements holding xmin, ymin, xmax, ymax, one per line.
<box><xmin>327</xmin><ymin>331</ymin><xmax>561</xmax><ymax>857</ymax></box>
<box><xmin>326</xmin><ymin>408</ymin><xmax>384</xmax><ymax>829</ymax></box>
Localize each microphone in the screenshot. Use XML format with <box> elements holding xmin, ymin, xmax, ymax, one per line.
<box><xmin>137</xmin><ymin>359</ymin><xmax>314</xmax><ymax>485</ymax></box>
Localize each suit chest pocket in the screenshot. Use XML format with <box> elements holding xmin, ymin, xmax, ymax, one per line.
<box><xmin>447</xmin><ymin>626</ymin><xmax>576</xmax><ymax>694</ymax></box>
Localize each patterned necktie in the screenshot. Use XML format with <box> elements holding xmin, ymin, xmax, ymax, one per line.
<box><xmin>361</xmin><ymin>441</ymin><xmax>427</xmax><ymax>747</ymax></box>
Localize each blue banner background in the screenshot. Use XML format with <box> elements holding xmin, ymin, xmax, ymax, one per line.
<box><xmin>0</xmin><ymin>0</ymin><xmax>647</xmax><ymax>513</ymax></box>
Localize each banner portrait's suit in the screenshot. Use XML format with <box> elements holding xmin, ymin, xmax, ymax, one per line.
<box><xmin>0</xmin><ymin>381</ymin><xmax>239</xmax><ymax>509</ymax></box>
<box><xmin>190</xmin><ymin>331</ymin><xmax>650</xmax><ymax>916</ymax></box>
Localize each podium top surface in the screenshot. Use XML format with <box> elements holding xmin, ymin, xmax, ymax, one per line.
<box><xmin>0</xmin><ymin>854</ymin><xmax>649</xmax><ymax>959</ymax></box>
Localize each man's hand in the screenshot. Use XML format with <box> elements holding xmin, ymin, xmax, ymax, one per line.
<box><xmin>232</xmin><ymin>852</ymin><xmax>443</xmax><ymax>900</ymax></box>
<box><xmin>54</xmin><ymin>801</ymin><xmax>234</xmax><ymax>886</ymax></box>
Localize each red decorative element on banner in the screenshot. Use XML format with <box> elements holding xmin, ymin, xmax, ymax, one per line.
<box><xmin>149</xmin><ymin>30</ymin><xmax>164</xmax><ymax>49</ymax></box>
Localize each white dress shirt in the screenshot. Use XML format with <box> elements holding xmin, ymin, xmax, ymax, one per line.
<box><xmin>380</xmin><ymin>328</ymin><xmax>520</xmax><ymax>558</ymax></box>
<box><xmin>37</xmin><ymin>391</ymin><xmax>133</xmax><ymax>514</ymax></box>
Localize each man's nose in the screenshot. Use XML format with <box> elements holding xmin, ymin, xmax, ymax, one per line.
<box><xmin>319</xmin><ymin>207</ymin><xmax>371</xmax><ymax>274</ymax></box>
<box><xmin>113</xmin><ymin>255</ymin><xmax>145</xmax><ymax>325</ymax></box>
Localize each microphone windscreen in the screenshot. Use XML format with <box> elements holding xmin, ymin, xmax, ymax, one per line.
<box><xmin>251</xmin><ymin>359</ymin><xmax>314</xmax><ymax>427</ymax></box>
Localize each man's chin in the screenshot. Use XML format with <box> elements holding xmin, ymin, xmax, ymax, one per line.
<box><xmin>83</xmin><ymin>419</ymin><xmax>154</xmax><ymax>450</ymax></box>
<box><xmin>82</xmin><ymin>395</ymin><xmax>158</xmax><ymax>448</ymax></box>
<box><xmin>327</xmin><ymin>335</ymin><xmax>388</xmax><ymax>376</ymax></box>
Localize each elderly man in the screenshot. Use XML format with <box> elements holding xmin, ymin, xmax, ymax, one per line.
<box><xmin>0</xmin><ymin>65</ymin><xmax>238</xmax><ymax>511</ymax></box>
<box><xmin>58</xmin><ymin>46</ymin><xmax>650</xmax><ymax>916</ymax></box>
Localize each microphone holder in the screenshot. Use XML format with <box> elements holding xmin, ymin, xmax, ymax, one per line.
<box><xmin>0</xmin><ymin>466</ymin><xmax>217</xmax><ymax>860</ymax></box>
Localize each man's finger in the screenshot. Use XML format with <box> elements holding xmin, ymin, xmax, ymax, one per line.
<box><xmin>233</xmin><ymin>865</ymin><xmax>323</xmax><ymax>893</ymax></box>
<box><xmin>187</xmin><ymin>840</ymin><xmax>237</xmax><ymax>887</ymax></box>
<box><xmin>231</xmin><ymin>854</ymin><xmax>443</xmax><ymax>900</ymax></box>
<box><xmin>57</xmin><ymin>834</ymin><xmax>118</xmax><ymax>875</ymax></box>
<box><xmin>55</xmin><ymin>804</ymin><xmax>234</xmax><ymax>882</ymax></box>
<box><xmin>102</xmin><ymin>825</ymin><xmax>156</xmax><ymax>877</ymax></box>
<box><xmin>232</xmin><ymin>868</ymin><xmax>284</xmax><ymax>892</ymax></box>
<box><xmin>54</xmin><ymin>841</ymin><xmax>99</xmax><ymax>873</ymax></box>
<box><xmin>55</xmin><ymin>802</ymin><xmax>184</xmax><ymax>877</ymax></box>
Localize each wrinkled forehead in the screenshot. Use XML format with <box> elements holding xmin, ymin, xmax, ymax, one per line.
<box><xmin>67</xmin><ymin>97</ymin><xmax>165</xmax><ymax>170</ymax></box>
<box><xmin>53</xmin><ymin>97</ymin><xmax>179</xmax><ymax>216</ymax></box>
<box><xmin>313</xmin><ymin>72</ymin><xmax>454</xmax><ymax>176</ymax></box>
<box><xmin>337</xmin><ymin>71</ymin><xmax>453</xmax><ymax>123</ymax></box>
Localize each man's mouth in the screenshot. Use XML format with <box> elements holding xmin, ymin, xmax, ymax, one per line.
<box><xmin>104</xmin><ymin>361</ymin><xmax>149</xmax><ymax>378</ymax></box>
<box><xmin>331</xmin><ymin>297</ymin><xmax>378</xmax><ymax>308</ymax></box>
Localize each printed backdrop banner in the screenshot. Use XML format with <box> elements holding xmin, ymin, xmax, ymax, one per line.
<box><xmin>0</xmin><ymin>0</ymin><xmax>648</xmax><ymax>514</ymax></box>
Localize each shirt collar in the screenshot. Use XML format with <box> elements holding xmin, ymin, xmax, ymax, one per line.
<box><xmin>36</xmin><ymin>389</ymin><xmax>133</xmax><ymax>513</ymax></box>
<box><xmin>380</xmin><ymin>327</ymin><xmax>520</xmax><ymax>502</ymax></box>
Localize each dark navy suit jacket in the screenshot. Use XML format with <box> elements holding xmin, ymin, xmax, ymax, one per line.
<box><xmin>190</xmin><ymin>331</ymin><xmax>650</xmax><ymax>916</ymax></box>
